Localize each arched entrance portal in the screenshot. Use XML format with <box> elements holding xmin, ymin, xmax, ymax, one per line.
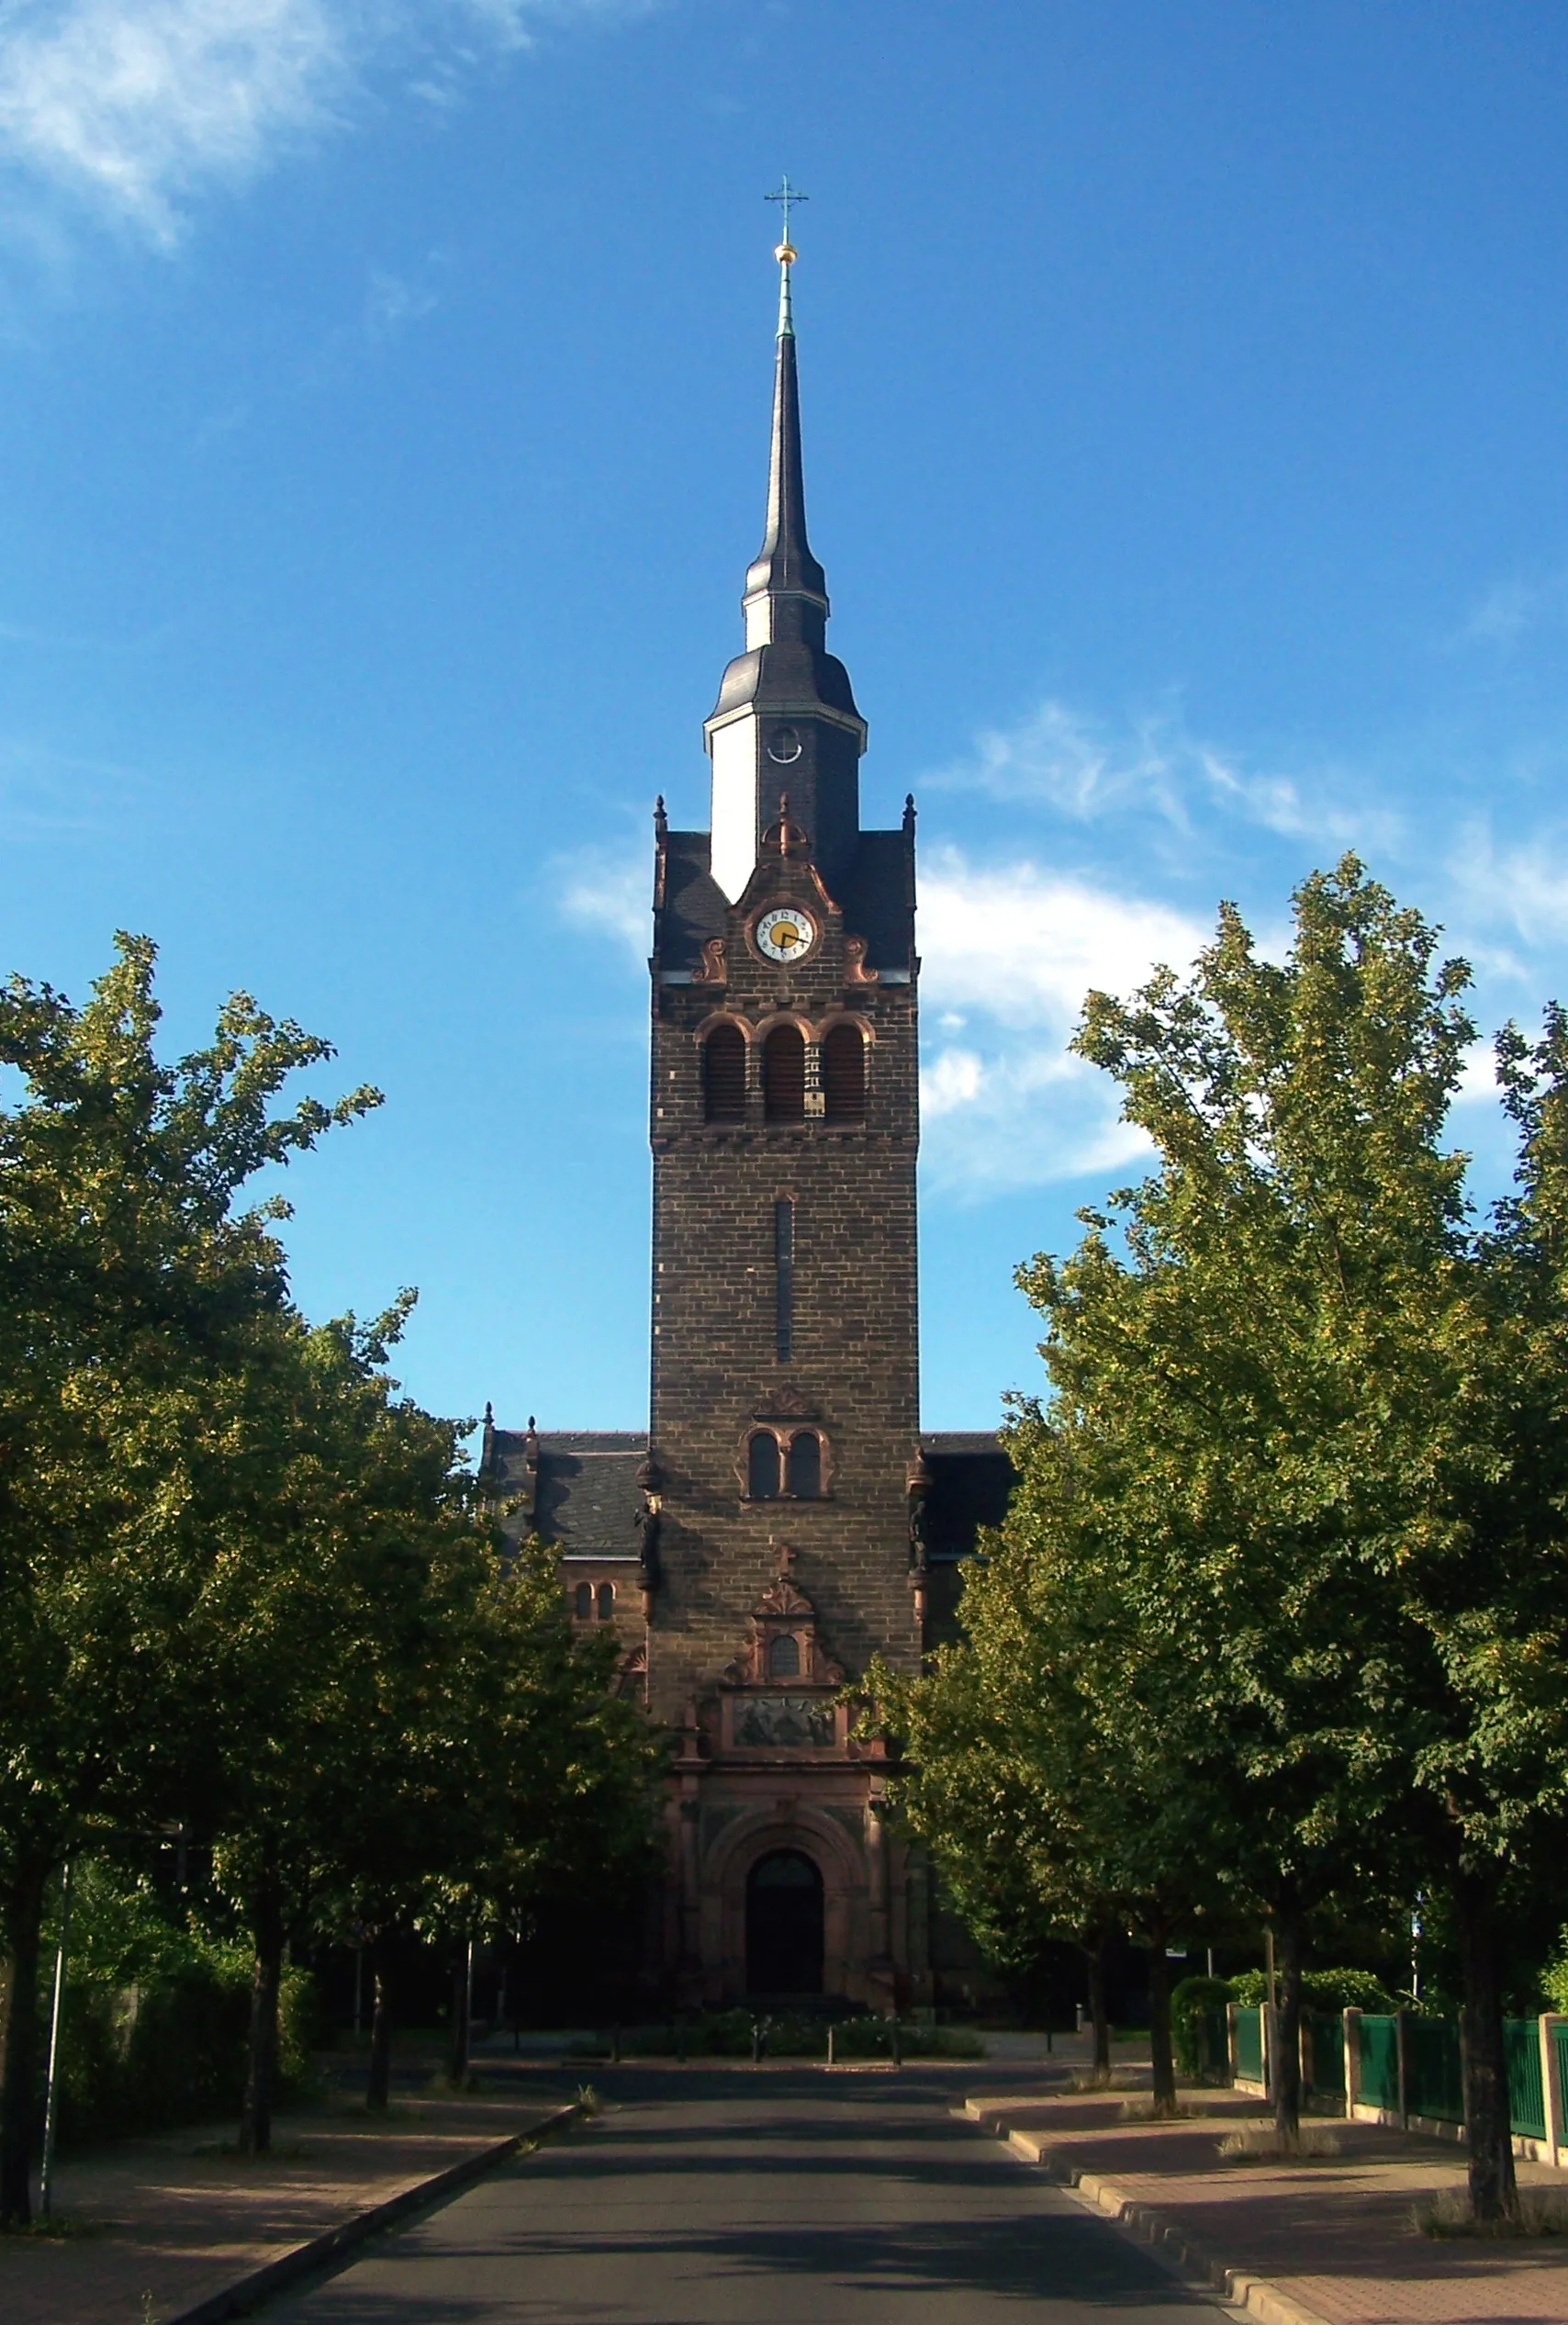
<box><xmin>745</xmin><ymin>1849</ymin><xmax>824</xmax><ymax>1996</ymax></box>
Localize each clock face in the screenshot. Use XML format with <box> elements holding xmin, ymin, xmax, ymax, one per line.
<box><xmin>755</xmin><ymin>906</ymin><xmax>817</xmax><ymax>964</ymax></box>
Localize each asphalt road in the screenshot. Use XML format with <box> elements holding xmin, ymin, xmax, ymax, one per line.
<box><xmin>263</xmin><ymin>2065</ymin><xmax>1216</xmax><ymax>2323</ymax></box>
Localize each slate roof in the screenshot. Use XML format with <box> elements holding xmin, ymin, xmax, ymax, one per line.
<box><xmin>656</xmin><ymin>827</ymin><xmax>913</xmax><ymax>979</ymax></box>
<box><xmin>919</xmin><ymin>1431</ymin><xmax>1016</xmax><ymax>1563</ymax></box>
<box><xmin>486</xmin><ymin>1427</ymin><xmax>1011</xmax><ymax>1567</ymax></box>
<box><xmin>488</xmin><ymin>1430</ymin><xmax>648</xmax><ymax>1562</ymax></box>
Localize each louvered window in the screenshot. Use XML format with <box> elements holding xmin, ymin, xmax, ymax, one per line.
<box><xmin>823</xmin><ymin>1023</ymin><xmax>866</xmax><ymax>1121</ymax></box>
<box><xmin>764</xmin><ymin>1025</ymin><xmax>806</xmax><ymax>1122</ymax></box>
<box><xmin>703</xmin><ymin>1023</ymin><xmax>746</xmax><ymax>1121</ymax></box>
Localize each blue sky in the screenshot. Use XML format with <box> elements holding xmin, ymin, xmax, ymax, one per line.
<box><xmin>4</xmin><ymin>1</ymin><xmax>1568</xmax><ymax>1432</ymax></box>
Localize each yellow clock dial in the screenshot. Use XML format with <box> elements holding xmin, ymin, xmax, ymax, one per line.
<box><xmin>755</xmin><ymin>907</ymin><xmax>817</xmax><ymax>964</ymax></box>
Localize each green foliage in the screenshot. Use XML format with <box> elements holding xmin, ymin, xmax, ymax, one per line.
<box><xmin>1226</xmin><ymin>1969</ymin><xmax>1395</xmax><ymax>2013</ymax></box>
<box><xmin>1540</xmin><ymin>1931</ymin><xmax>1568</xmax><ymax>2016</ymax></box>
<box><xmin>577</xmin><ymin>2013</ymin><xmax>984</xmax><ymax>2060</ymax></box>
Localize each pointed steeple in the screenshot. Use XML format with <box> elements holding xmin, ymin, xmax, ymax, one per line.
<box><xmin>742</xmin><ymin>237</ymin><xmax>827</xmax><ymax>644</ymax></box>
<box><xmin>705</xmin><ymin>201</ymin><xmax>866</xmax><ymax>904</ymax></box>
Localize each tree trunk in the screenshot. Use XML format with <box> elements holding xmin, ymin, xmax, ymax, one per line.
<box><xmin>1085</xmin><ymin>1926</ymin><xmax>1112</xmax><ymax>2082</ymax></box>
<box><xmin>239</xmin><ymin>1892</ymin><xmax>285</xmax><ymax>2158</ymax></box>
<box><xmin>446</xmin><ymin>1943</ymin><xmax>470</xmax><ymax>2088</ymax></box>
<box><xmin>1453</xmin><ymin>1860</ymin><xmax>1517</xmax><ymax>2222</ymax></box>
<box><xmin>1272</xmin><ymin>1891</ymin><xmax>1305</xmax><ymax>2144</ymax></box>
<box><xmin>0</xmin><ymin>1854</ymin><xmax>50</xmax><ymax>2226</ymax></box>
<box><xmin>366</xmin><ymin>1936</ymin><xmax>393</xmax><ymax>2114</ymax></box>
<box><xmin>1144</xmin><ymin>1913</ymin><xmax>1177</xmax><ymax>2115</ymax></box>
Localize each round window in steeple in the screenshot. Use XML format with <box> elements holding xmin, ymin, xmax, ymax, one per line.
<box><xmin>767</xmin><ymin>726</ymin><xmax>802</xmax><ymax>764</ymax></box>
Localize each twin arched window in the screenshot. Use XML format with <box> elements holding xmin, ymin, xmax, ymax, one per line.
<box><xmin>702</xmin><ymin>1022</ymin><xmax>866</xmax><ymax>1125</ymax></box>
<box><xmin>572</xmin><ymin>1581</ymin><xmax>616</xmax><ymax>1622</ymax></box>
<box><xmin>746</xmin><ymin>1429</ymin><xmax>824</xmax><ymax>1500</ymax></box>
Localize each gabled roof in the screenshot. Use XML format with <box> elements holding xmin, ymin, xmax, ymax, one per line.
<box><xmin>919</xmin><ymin>1431</ymin><xmax>1016</xmax><ymax>1563</ymax></box>
<box><xmin>487</xmin><ymin>1429</ymin><xmax>648</xmax><ymax>1562</ymax></box>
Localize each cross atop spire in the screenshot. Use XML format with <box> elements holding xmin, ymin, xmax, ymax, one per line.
<box><xmin>765</xmin><ymin>174</ymin><xmax>808</xmax><ymax>253</ymax></box>
<box><xmin>765</xmin><ymin>174</ymin><xmax>808</xmax><ymax>338</ymax></box>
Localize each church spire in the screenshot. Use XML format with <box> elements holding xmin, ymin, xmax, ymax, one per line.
<box><xmin>745</xmin><ymin>183</ymin><xmax>826</xmax><ymax>646</ymax></box>
<box><xmin>704</xmin><ymin>190</ymin><xmax>866</xmax><ymax>904</ymax></box>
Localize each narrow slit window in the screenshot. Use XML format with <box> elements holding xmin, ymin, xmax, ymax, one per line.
<box><xmin>763</xmin><ymin>1025</ymin><xmax>806</xmax><ymax>1123</ymax></box>
<box><xmin>774</xmin><ymin>1197</ymin><xmax>794</xmax><ymax>1362</ymax></box>
<box><xmin>787</xmin><ymin>1430</ymin><xmax>821</xmax><ymax>1499</ymax></box>
<box><xmin>748</xmin><ymin>1430</ymin><xmax>781</xmax><ymax>1499</ymax></box>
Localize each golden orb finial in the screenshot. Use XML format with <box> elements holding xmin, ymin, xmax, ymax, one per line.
<box><xmin>775</xmin><ymin>241</ymin><xmax>796</xmax><ymax>265</ymax></box>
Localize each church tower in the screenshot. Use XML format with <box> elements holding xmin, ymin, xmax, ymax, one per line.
<box><xmin>487</xmin><ymin>220</ymin><xmax>1014</xmax><ymax>2011</ymax></box>
<box><xmin>643</xmin><ymin>224</ymin><xmax>926</xmax><ymax>2007</ymax></box>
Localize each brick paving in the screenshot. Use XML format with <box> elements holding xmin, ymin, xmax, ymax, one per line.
<box><xmin>0</xmin><ymin>2083</ymin><xmax>576</xmax><ymax>2325</ymax></box>
<box><xmin>966</xmin><ymin>2086</ymin><xmax>1568</xmax><ymax>2324</ymax></box>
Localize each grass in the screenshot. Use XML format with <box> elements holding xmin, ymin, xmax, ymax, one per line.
<box><xmin>1069</xmin><ymin>2069</ymin><xmax>1148</xmax><ymax>2094</ymax></box>
<box><xmin>0</xmin><ymin>2210</ymin><xmax>103</xmax><ymax>2239</ymax></box>
<box><xmin>1119</xmin><ymin>2097</ymin><xmax>1206</xmax><ymax>2121</ymax></box>
<box><xmin>1217</xmin><ymin>2123</ymin><xmax>1342</xmax><ymax>2163</ymax></box>
<box><xmin>574</xmin><ymin>2084</ymin><xmax>600</xmax><ymax>2117</ymax></box>
<box><xmin>1416</xmin><ymin>2186</ymin><xmax>1568</xmax><ymax>2239</ymax></box>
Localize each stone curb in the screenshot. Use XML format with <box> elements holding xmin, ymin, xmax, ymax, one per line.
<box><xmin>963</xmin><ymin>2102</ymin><xmax>1336</xmax><ymax>2325</ymax></box>
<box><xmin>164</xmin><ymin>2101</ymin><xmax>580</xmax><ymax>2325</ymax></box>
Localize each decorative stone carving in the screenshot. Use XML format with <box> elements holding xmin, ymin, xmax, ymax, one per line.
<box><xmin>695</xmin><ymin>937</ymin><xmax>728</xmax><ymax>986</ymax></box>
<box><xmin>844</xmin><ymin>935</ymin><xmax>879</xmax><ymax>985</ymax></box>
<box><xmin>721</xmin><ymin>1550</ymin><xmax>844</xmax><ymax>1692</ymax></box>
<box><xmin>733</xmin><ymin>1695</ymin><xmax>835</xmax><ymax>1748</ymax></box>
<box><xmin>752</xmin><ymin>1383</ymin><xmax>820</xmax><ymax>1421</ymax></box>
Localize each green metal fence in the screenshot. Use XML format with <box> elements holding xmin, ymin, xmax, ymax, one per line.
<box><xmin>1506</xmin><ymin>2019</ymin><xmax>1547</xmax><ymax>2141</ymax></box>
<box><xmin>1358</xmin><ymin>2014</ymin><xmax>1400</xmax><ymax>2112</ymax></box>
<box><xmin>1233</xmin><ymin>2005</ymin><xmax>1265</xmax><ymax>2086</ymax></box>
<box><xmin>1304</xmin><ymin>2011</ymin><xmax>1346</xmax><ymax>2105</ymax></box>
<box><xmin>1405</xmin><ymin>2015</ymin><xmax>1463</xmax><ymax>2124</ymax></box>
<box><xmin>1193</xmin><ymin>2005</ymin><xmax>1230</xmax><ymax>2084</ymax></box>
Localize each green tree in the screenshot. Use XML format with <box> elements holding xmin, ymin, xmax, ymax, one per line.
<box><xmin>0</xmin><ymin>935</ymin><xmax>376</xmax><ymax>2222</ymax></box>
<box><xmin>997</xmin><ymin>859</ymin><xmax>1568</xmax><ymax>2214</ymax></box>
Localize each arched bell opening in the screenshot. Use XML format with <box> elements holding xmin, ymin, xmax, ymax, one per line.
<box><xmin>745</xmin><ymin>1848</ymin><xmax>824</xmax><ymax>1997</ymax></box>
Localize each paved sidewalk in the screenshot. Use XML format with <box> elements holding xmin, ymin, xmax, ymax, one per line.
<box><xmin>965</xmin><ymin>2086</ymin><xmax>1568</xmax><ymax>2325</ymax></box>
<box><xmin>0</xmin><ymin>2084</ymin><xmax>576</xmax><ymax>2325</ymax></box>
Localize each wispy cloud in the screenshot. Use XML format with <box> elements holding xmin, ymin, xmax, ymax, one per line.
<box><xmin>554</xmin><ymin>841</ymin><xmax>649</xmax><ymax>961</ymax></box>
<box><xmin>1448</xmin><ymin>819</ymin><xmax>1568</xmax><ymax>954</ymax></box>
<box><xmin>1454</xmin><ymin>571</ymin><xmax>1568</xmax><ymax>655</ymax></box>
<box><xmin>932</xmin><ymin>693</ymin><xmax>1404</xmax><ymax>857</ymax></box>
<box><xmin>0</xmin><ymin>0</ymin><xmax>644</xmax><ymax>248</ymax></box>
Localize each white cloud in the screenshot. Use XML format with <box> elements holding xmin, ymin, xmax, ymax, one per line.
<box><xmin>919</xmin><ymin>846</ymin><xmax>1205</xmax><ymax>1033</ymax></box>
<box><xmin>554</xmin><ymin>842</ymin><xmax>648</xmax><ymax>962</ymax></box>
<box><xmin>917</xmin><ymin>848</ymin><xmax>1208</xmax><ymax>1193</ymax></box>
<box><xmin>0</xmin><ymin>0</ymin><xmax>641</xmax><ymax>245</ymax></box>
